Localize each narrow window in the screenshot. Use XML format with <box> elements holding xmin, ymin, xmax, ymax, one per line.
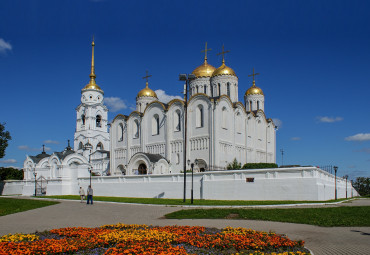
<box><xmin>249</xmin><ymin>101</ymin><xmax>252</xmax><ymax>111</ymax></box>
<box><xmin>257</xmin><ymin>101</ymin><xmax>260</xmax><ymax>110</ymax></box>
<box><xmin>97</xmin><ymin>142</ymin><xmax>103</xmax><ymax>150</ymax></box>
<box><xmin>196</xmin><ymin>105</ymin><xmax>204</xmax><ymax>128</ymax></box>
<box><xmin>222</xmin><ymin>107</ymin><xmax>228</xmax><ymax>129</ymax></box>
<box><xmin>96</xmin><ymin>115</ymin><xmax>102</xmax><ymax>127</ymax></box>
<box><xmin>204</xmin><ymin>85</ymin><xmax>207</xmax><ymax>94</ymax></box>
<box><xmin>227</xmin><ymin>83</ymin><xmax>230</xmax><ymax>97</ymax></box>
<box><xmin>118</xmin><ymin>123</ymin><xmax>124</xmax><ymax>141</ymax></box>
<box><xmin>134</xmin><ymin>120</ymin><xmax>139</xmax><ymax>138</ymax></box>
<box><xmin>78</xmin><ymin>142</ymin><xmax>83</xmax><ymax>150</ymax></box>
<box><xmin>196</xmin><ymin>85</ymin><xmax>199</xmax><ymax>93</ymax></box>
<box><xmin>175</xmin><ymin>110</ymin><xmax>181</xmax><ymax>131</ymax></box>
<box><xmin>81</xmin><ymin>115</ymin><xmax>85</xmax><ymax>125</ymax></box>
<box><xmin>218</xmin><ymin>83</ymin><xmax>221</xmax><ymax>96</ymax></box>
<box><xmin>152</xmin><ymin>114</ymin><xmax>159</xmax><ymax>135</ymax></box>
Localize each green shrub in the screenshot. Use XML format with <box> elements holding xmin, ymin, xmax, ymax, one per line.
<box><xmin>241</xmin><ymin>163</ymin><xmax>278</xmax><ymax>169</ymax></box>
<box><xmin>0</xmin><ymin>167</ymin><xmax>23</xmax><ymax>180</ymax></box>
<box><xmin>227</xmin><ymin>158</ymin><xmax>241</xmax><ymax>170</ymax></box>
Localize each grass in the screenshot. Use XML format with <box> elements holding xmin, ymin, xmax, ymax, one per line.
<box><xmin>40</xmin><ymin>195</ymin><xmax>348</xmax><ymax>206</ymax></box>
<box><xmin>165</xmin><ymin>206</ymin><xmax>370</xmax><ymax>227</ymax></box>
<box><xmin>0</xmin><ymin>197</ymin><xmax>59</xmax><ymax>216</ymax></box>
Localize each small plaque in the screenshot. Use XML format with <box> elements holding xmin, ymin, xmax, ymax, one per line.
<box><xmin>246</xmin><ymin>178</ymin><xmax>254</xmax><ymax>183</ymax></box>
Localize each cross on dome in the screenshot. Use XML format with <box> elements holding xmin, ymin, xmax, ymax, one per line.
<box><xmin>142</xmin><ymin>70</ymin><xmax>152</xmax><ymax>86</ymax></box>
<box><xmin>201</xmin><ymin>42</ymin><xmax>212</xmax><ymax>62</ymax></box>
<box><xmin>216</xmin><ymin>44</ymin><xmax>230</xmax><ymax>64</ymax></box>
<box><xmin>248</xmin><ymin>68</ymin><xmax>260</xmax><ymax>83</ymax></box>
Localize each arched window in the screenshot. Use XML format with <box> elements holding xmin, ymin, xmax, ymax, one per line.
<box><xmin>210</xmin><ymin>85</ymin><xmax>214</xmax><ymax>97</ymax></box>
<box><xmin>134</xmin><ymin>119</ymin><xmax>139</xmax><ymax>138</ymax></box>
<box><xmin>152</xmin><ymin>114</ymin><xmax>159</xmax><ymax>135</ymax></box>
<box><xmin>249</xmin><ymin>101</ymin><xmax>252</xmax><ymax>111</ymax></box>
<box><xmin>196</xmin><ymin>105</ymin><xmax>204</xmax><ymax>128</ymax></box>
<box><xmin>78</xmin><ymin>142</ymin><xmax>83</xmax><ymax>150</ymax></box>
<box><xmin>196</xmin><ymin>85</ymin><xmax>199</xmax><ymax>93</ymax></box>
<box><xmin>96</xmin><ymin>115</ymin><xmax>102</xmax><ymax>127</ymax></box>
<box><xmin>97</xmin><ymin>142</ymin><xmax>103</xmax><ymax>150</ymax></box>
<box><xmin>227</xmin><ymin>83</ymin><xmax>230</xmax><ymax>97</ymax></box>
<box><xmin>218</xmin><ymin>83</ymin><xmax>221</xmax><ymax>96</ymax></box>
<box><xmin>204</xmin><ymin>85</ymin><xmax>207</xmax><ymax>94</ymax></box>
<box><xmin>222</xmin><ymin>107</ymin><xmax>228</xmax><ymax>129</ymax></box>
<box><xmin>81</xmin><ymin>114</ymin><xmax>85</xmax><ymax>125</ymax></box>
<box><xmin>257</xmin><ymin>101</ymin><xmax>260</xmax><ymax>110</ymax></box>
<box><xmin>236</xmin><ymin>112</ymin><xmax>241</xmax><ymax>133</ymax></box>
<box><xmin>118</xmin><ymin>123</ymin><xmax>124</xmax><ymax>141</ymax></box>
<box><xmin>174</xmin><ymin>110</ymin><xmax>181</xmax><ymax>131</ymax></box>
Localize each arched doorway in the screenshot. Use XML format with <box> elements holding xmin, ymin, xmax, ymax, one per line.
<box><xmin>138</xmin><ymin>163</ymin><xmax>147</xmax><ymax>175</ymax></box>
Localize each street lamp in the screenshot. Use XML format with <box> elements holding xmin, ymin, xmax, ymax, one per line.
<box><xmin>179</xmin><ymin>73</ymin><xmax>195</xmax><ymax>203</ymax></box>
<box><xmin>333</xmin><ymin>166</ymin><xmax>338</xmax><ymax>200</ymax></box>
<box><xmin>33</xmin><ymin>169</ymin><xmax>37</xmax><ymax>197</ymax></box>
<box><xmin>344</xmin><ymin>175</ymin><xmax>348</xmax><ymax>199</ymax></box>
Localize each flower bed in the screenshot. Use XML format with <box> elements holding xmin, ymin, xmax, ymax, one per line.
<box><xmin>0</xmin><ymin>223</ymin><xmax>310</xmax><ymax>254</ymax></box>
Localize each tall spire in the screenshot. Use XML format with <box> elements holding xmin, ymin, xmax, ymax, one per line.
<box><xmin>82</xmin><ymin>36</ymin><xmax>103</xmax><ymax>92</ymax></box>
<box><xmin>89</xmin><ymin>36</ymin><xmax>96</xmax><ymax>85</ymax></box>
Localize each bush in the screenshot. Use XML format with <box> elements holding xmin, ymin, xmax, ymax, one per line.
<box><xmin>241</xmin><ymin>163</ymin><xmax>278</xmax><ymax>169</ymax></box>
<box><xmin>353</xmin><ymin>177</ymin><xmax>370</xmax><ymax>196</ymax></box>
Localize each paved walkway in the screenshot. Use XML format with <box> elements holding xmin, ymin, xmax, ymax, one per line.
<box><xmin>0</xmin><ymin>197</ymin><xmax>369</xmax><ymax>255</ymax></box>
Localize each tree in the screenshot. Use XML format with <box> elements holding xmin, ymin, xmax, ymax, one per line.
<box><xmin>353</xmin><ymin>177</ymin><xmax>370</xmax><ymax>197</ymax></box>
<box><xmin>0</xmin><ymin>123</ymin><xmax>11</xmax><ymax>159</ymax></box>
<box><xmin>227</xmin><ymin>158</ymin><xmax>242</xmax><ymax>170</ymax></box>
<box><xmin>0</xmin><ymin>167</ymin><xmax>23</xmax><ymax>180</ymax></box>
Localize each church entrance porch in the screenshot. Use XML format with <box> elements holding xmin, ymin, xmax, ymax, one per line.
<box><xmin>138</xmin><ymin>164</ymin><xmax>147</xmax><ymax>175</ymax></box>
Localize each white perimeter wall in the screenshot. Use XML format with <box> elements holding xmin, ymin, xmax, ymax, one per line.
<box><xmin>13</xmin><ymin>167</ymin><xmax>358</xmax><ymax>201</ymax></box>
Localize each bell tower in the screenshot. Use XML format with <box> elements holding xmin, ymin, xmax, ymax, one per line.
<box><xmin>74</xmin><ymin>38</ymin><xmax>110</xmax><ymax>154</ymax></box>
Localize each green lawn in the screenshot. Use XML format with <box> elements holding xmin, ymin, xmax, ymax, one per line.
<box><xmin>40</xmin><ymin>195</ymin><xmax>348</xmax><ymax>206</ymax></box>
<box><xmin>0</xmin><ymin>197</ymin><xmax>59</xmax><ymax>216</ymax></box>
<box><xmin>165</xmin><ymin>206</ymin><xmax>370</xmax><ymax>227</ymax></box>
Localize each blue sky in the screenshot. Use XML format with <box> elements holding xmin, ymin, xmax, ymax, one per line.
<box><xmin>0</xmin><ymin>0</ymin><xmax>369</xmax><ymax>180</ymax></box>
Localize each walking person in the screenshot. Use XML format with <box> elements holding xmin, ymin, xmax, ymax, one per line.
<box><xmin>79</xmin><ymin>187</ymin><xmax>85</xmax><ymax>203</ymax></box>
<box><xmin>86</xmin><ymin>185</ymin><xmax>93</xmax><ymax>205</ymax></box>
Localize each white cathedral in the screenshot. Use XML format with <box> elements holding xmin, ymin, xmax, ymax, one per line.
<box><xmin>18</xmin><ymin>41</ymin><xmax>357</xmax><ymax>201</ymax></box>
<box><xmin>23</xmin><ymin>40</ymin><xmax>275</xmax><ymax>186</ymax></box>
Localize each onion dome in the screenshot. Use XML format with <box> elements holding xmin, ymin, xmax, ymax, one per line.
<box><xmin>211</xmin><ymin>45</ymin><xmax>236</xmax><ymax>77</ymax></box>
<box><xmin>192</xmin><ymin>42</ymin><xmax>216</xmax><ymax>77</ymax></box>
<box><xmin>192</xmin><ymin>60</ymin><xmax>216</xmax><ymax>77</ymax></box>
<box><xmin>137</xmin><ymin>81</ymin><xmax>158</xmax><ymax>98</ymax></box>
<box><xmin>245</xmin><ymin>80</ymin><xmax>264</xmax><ymax>96</ymax></box>
<box><xmin>82</xmin><ymin>39</ymin><xmax>103</xmax><ymax>92</ymax></box>
<box><xmin>245</xmin><ymin>68</ymin><xmax>263</xmax><ymax>96</ymax></box>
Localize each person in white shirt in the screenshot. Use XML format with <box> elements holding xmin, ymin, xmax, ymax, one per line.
<box><xmin>79</xmin><ymin>187</ymin><xmax>85</xmax><ymax>203</ymax></box>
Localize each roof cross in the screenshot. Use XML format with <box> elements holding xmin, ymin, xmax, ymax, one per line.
<box><xmin>201</xmin><ymin>42</ymin><xmax>212</xmax><ymax>62</ymax></box>
<box><xmin>216</xmin><ymin>44</ymin><xmax>230</xmax><ymax>64</ymax></box>
<box><xmin>248</xmin><ymin>68</ymin><xmax>260</xmax><ymax>83</ymax></box>
<box><xmin>142</xmin><ymin>70</ymin><xmax>152</xmax><ymax>87</ymax></box>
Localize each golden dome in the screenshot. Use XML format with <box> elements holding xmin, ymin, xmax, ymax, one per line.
<box><xmin>245</xmin><ymin>81</ymin><xmax>264</xmax><ymax>96</ymax></box>
<box><xmin>211</xmin><ymin>62</ymin><xmax>236</xmax><ymax>77</ymax></box>
<box><xmin>192</xmin><ymin>60</ymin><xmax>216</xmax><ymax>77</ymax></box>
<box><xmin>83</xmin><ymin>81</ymin><xmax>103</xmax><ymax>91</ymax></box>
<box><xmin>137</xmin><ymin>82</ymin><xmax>157</xmax><ymax>98</ymax></box>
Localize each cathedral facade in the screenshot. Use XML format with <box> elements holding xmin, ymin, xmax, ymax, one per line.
<box><xmin>109</xmin><ymin>45</ymin><xmax>276</xmax><ymax>176</ymax></box>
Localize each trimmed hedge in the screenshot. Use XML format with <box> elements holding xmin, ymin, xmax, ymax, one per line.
<box><xmin>241</xmin><ymin>163</ymin><xmax>278</xmax><ymax>169</ymax></box>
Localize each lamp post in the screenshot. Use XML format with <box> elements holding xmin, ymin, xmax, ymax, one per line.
<box><xmin>179</xmin><ymin>73</ymin><xmax>195</xmax><ymax>203</ymax></box>
<box><xmin>344</xmin><ymin>175</ymin><xmax>348</xmax><ymax>199</ymax></box>
<box><xmin>334</xmin><ymin>166</ymin><xmax>338</xmax><ymax>200</ymax></box>
<box><xmin>33</xmin><ymin>169</ymin><xmax>37</xmax><ymax>197</ymax></box>
<box><xmin>89</xmin><ymin>149</ymin><xmax>92</xmax><ymax>187</ymax></box>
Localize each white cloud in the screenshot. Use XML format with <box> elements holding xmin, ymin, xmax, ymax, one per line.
<box><xmin>0</xmin><ymin>159</ymin><xmax>17</xmax><ymax>164</ymax></box>
<box><xmin>44</xmin><ymin>140</ymin><xmax>59</xmax><ymax>144</ymax></box>
<box><xmin>0</xmin><ymin>38</ymin><xmax>12</xmax><ymax>54</ymax></box>
<box><xmin>317</xmin><ymin>116</ymin><xmax>343</xmax><ymax>123</ymax></box>
<box><xmin>104</xmin><ymin>97</ymin><xmax>127</xmax><ymax>112</ymax></box>
<box><xmin>345</xmin><ymin>133</ymin><xmax>370</xmax><ymax>142</ymax></box>
<box><xmin>18</xmin><ymin>145</ymin><xmax>51</xmax><ymax>152</ymax></box>
<box><xmin>155</xmin><ymin>89</ymin><xmax>182</xmax><ymax>103</ymax></box>
<box><xmin>272</xmin><ymin>118</ymin><xmax>282</xmax><ymax>129</ymax></box>
<box><xmin>291</xmin><ymin>137</ymin><xmax>301</xmax><ymax>141</ymax></box>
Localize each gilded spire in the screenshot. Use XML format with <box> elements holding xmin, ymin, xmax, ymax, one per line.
<box><xmin>245</xmin><ymin>68</ymin><xmax>263</xmax><ymax>96</ymax></box>
<box><xmin>82</xmin><ymin>36</ymin><xmax>103</xmax><ymax>92</ymax></box>
<box><xmin>89</xmin><ymin>36</ymin><xmax>96</xmax><ymax>85</ymax></box>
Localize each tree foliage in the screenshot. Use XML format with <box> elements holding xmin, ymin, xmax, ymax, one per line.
<box><xmin>227</xmin><ymin>159</ymin><xmax>278</xmax><ymax>170</ymax></box>
<box><xmin>353</xmin><ymin>177</ymin><xmax>370</xmax><ymax>196</ymax></box>
<box><xmin>0</xmin><ymin>123</ymin><xmax>11</xmax><ymax>159</ymax></box>
<box><xmin>227</xmin><ymin>158</ymin><xmax>242</xmax><ymax>170</ymax></box>
<box><xmin>0</xmin><ymin>167</ymin><xmax>23</xmax><ymax>180</ymax></box>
